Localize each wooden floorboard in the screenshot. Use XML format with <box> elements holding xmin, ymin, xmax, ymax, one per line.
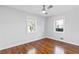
<box><xmin>0</xmin><ymin>38</ymin><xmax>79</xmax><ymax>54</ymax></box>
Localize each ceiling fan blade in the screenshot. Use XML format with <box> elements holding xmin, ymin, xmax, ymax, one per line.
<box><xmin>45</xmin><ymin>12</ymin><xmax>48</xmax><ymax>14</ymax></box>
<box><xmin>47</xmin><ymin>5</ymin><xmax>53</xmax><ymax>9</ymax></box>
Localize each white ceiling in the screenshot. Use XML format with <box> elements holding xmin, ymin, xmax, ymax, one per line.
<box><xmin>7</xmin><ymin>5</ymin><xmax>79</xmax><ymax>17</ymax></box>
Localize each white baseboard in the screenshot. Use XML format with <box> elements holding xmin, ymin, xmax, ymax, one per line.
<box><xmin>45</xmin><ymin>36</ymin><xmax>79</xmax><ymax>46</ymax></box>
<box><xmin>0</xmin><ymin>36</ymin><xmax>44</xmax><ymax>50</ymax></box>
<box><xmin>0</xmin><ymin>36</ymin><xmax>79</xmax><ymax>50</ymax></box>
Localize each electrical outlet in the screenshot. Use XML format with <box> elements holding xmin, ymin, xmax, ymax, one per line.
<box><xmin>60</xmin><ymin>37</ymin><xmax>64</xmax><ymax>40</ymax></box>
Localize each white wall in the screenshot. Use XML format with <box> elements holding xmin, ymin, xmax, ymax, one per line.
<box><xmin>45</xmin><ymin>7</ymin><xmax>79</xmax><ymax>46</ymax></box>
<box><xmin>1</xmin><ymin>5</ymin><xmax>79</xmax><ymax>50</ymax></box>
<box><xmin>0</xmin><ymin>6</ymin><xmax>45</xmax><ymax>50</ymax></box>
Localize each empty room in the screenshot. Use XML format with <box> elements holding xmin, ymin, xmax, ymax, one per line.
<box><xmin>0</xmin><ymin>5</ymin><xmax>79</xmax><ymax>54</ymax></box>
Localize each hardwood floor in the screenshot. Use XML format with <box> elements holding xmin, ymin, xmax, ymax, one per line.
<box><xmin>0</xmin><ymin>38</ymin><xmax>79</xmax><ymax>54</ymax></box>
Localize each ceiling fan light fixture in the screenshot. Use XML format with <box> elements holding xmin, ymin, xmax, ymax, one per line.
<box><xmin>42</xmin><ymin>10</ymin><xmax>46</xmax><ymax>13</ymax></box>
<box><xmin>42</xmin><ymin>5</ymin><xmax>53</xmax><ymax>15</ymax></box>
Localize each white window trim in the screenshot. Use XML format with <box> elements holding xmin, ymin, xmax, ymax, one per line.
<box><xmin>26</xmin><ymin>17</ymin><xmax>37</xmax><ymax>34</ymax></box>
<box><xmin>54</xmin><ymin>16</ymin><xmax>65</xmax><ymax>33</ymax></box>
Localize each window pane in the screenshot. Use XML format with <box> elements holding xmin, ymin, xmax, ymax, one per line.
<box><xmin>27</xmin><ymin>19</ymin><xmax>37</xmax><ymax>33</ymax></box>
<box><xmin>55</xmin><ymin>19</ymin><xmax>64</xmax><ymax>32</ymax></box>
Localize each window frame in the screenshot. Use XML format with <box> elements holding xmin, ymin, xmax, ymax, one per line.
<box><xmin>54</xmin><ymin>17</ymin><xmax>65</xmax><ymax>33</ymax></box>
<box><xmin>26</xmin><ymin>17</ymin><xmax>37</xmax><ymax>33</ymax></box>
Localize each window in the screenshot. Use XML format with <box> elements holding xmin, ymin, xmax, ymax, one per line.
<box><xmin>54</xmin><ymin>17</ymin><xmax>64</xmax><ymax>33</ymax></box>
<box><xmin>27</xmin><ymin>18</ymin><xmax>37</xmax><ymax>33</ymax></box>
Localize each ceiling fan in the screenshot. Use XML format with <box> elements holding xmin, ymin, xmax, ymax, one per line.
<box><xmin>42</xmin><ymin>5</ymin><xmax>53</xmax><ymax>14</ymax></box>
